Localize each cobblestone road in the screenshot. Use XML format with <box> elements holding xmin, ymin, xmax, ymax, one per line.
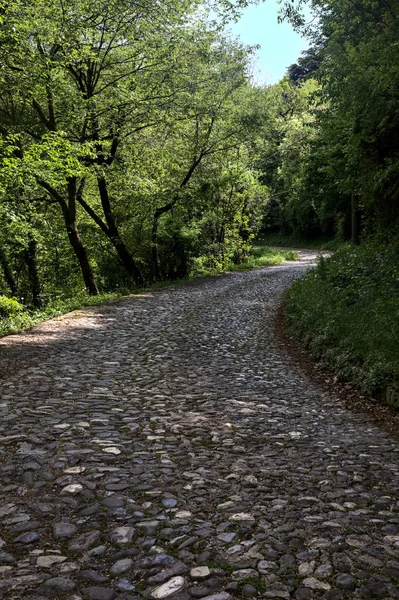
<box><xmin>1</xmin><ymin>252</ymin><xmax>399</xmax><ymax>600</ymax></box>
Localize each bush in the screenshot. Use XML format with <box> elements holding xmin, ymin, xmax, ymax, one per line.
<box><xmin>286</xmin><ymin>240</ymin><xmax>399</xmax><ymax>403</ymax></box>
<box><xmin>0</xmin><ymin>296</ymin><xmax>24</xmax><ymax>317</ymax></box>
<box><xmin>0</xmin><ymin>296</ymin><xmax>34</xmax><ymax>337</ymax></box>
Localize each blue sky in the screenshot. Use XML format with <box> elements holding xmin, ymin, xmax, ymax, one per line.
<box><xmin>227</xmin><ymin>2</ymin><xmax>309</xmax><ymax>84</ymax></box>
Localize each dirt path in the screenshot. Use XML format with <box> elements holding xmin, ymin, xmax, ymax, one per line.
<box><xmin>0</xmin><ymin>252</ymin><xmax>398</xmax><ymax>600</ymax></box>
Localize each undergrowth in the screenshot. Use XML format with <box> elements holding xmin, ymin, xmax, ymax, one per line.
<box><xmin>190</xmin><ymin>245</ymin><xmax>297</xmax><ymax>276</ymax></box>
<box><xmin>0</xmin><ymin>246</ymin><xmax>297</xmax><ymax>338</ymax></box>
<box><xmin>229</xmin><ymin>245</ymin><xmax>298</xmax><ymax>271</ymax></box>
<box><xmin>286</xmin><ymin>240</ymin><xmax>399</xmax><ymax>406</ymax></box>
<box><xmin>259</xmin><ymin>232</ymin><xmax>344</xmax><ymax>251</ymax></box>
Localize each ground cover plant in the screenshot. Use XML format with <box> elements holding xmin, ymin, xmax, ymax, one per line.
<box><xmin>235</xmin><ymin>245</ymin><xmax>298</xmax><ymax>270</ymax></box>
<box><xmin>286</xmin><ymin>240</ymin><xmax>399</xmax><ymax>406</ymax></box>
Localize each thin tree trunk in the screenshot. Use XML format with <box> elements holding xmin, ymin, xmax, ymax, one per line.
<box><xmin>38</xmin><ymin>177</ymin><xmax>99</xmax><ymax>296</ymax></box>
<box><xmin>24</xmin><ymin>237</ymin><xmax>42</xmax><ymax>308</ymax></box>
<box><xmin>0</xmin><ymin>247</ymin><xmax>18</xmax><ymax>296</ymax></box>
<box><xmin>151</xmin><ymin>222</ymin><xmax>160</xmax><ymax>281</ymax></box>
<box><xmin>151</xmin><ymin>201</ymin><xmax>177</xmax><ymax>281</ymax></box>
<box><xmin>150</xmin><ymin>153</ymin><xmax>205</xmax><ymax>280</ymax></box>
<box><xmin>32</xmin><ymin>81</ymin><xmax>99</xmax><ymax>294</ymax></box>
<box><xmin>66</xmin><ymin>222</ymin><xmax>98</xmax><ymax>295</ymax></box>
<box><xmin>97</xmin><ymin>176</ymin><xmax>143</xmax><ymax>286</ymax></box>
<box><xmin>76</xmin><ymin>183</ymin><xmax>144</xmax><ymax>287</ymax></box>
<box><xmin>66</xmin><ymin>178</ymin><xmax>99</xmax><ymax>295</ymax></box>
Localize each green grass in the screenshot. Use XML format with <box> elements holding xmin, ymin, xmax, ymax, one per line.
<box><xmin>286</xmin><ymin>240</ymin><xmax>399</xmax><ymax>405</ymax></box>
<box><xmin>239</xmin><ymin>576</ymin><xmax>267</xmax><ymax>593</ymax></box>
<box><xmin>190</xmin><ymin>245</ymin><xmax>298</xmax><ymax>277</ymax></box>
<box><xmin>228</xmin><ymin>245</ymin><xmax>298</xmax><ymax>271</ymax></box>
<box><xmin>0</xmin><ymin>246</ymin><xmax>297</xmax><ymax>338</ymax></box>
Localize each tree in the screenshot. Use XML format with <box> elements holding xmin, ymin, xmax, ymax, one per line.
<box><xmin>0</xmin><ymin>0</ymin><xmax>203</xmax><ymax>291</ymax></box>
<box><xmin>281</xmin><ymin>0</ymin><xmax>399</xmax><ymax>237</ymax></box>
<box><xmin>287</xmin><ymin>45</ymin><xmax>323</xmax><ymax>85</ymax></box>
<box><xmin>0</xmin><ymin>0</ymin><xmax>274</xmax><ymax>302</ymax></box>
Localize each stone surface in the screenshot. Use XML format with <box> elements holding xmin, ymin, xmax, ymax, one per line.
<box><xmin>53</xmin><ymin>522</ymin><xmax>78</xmax><ymax>539</ymax></box>
<box><xmin>41</xmin><ymin>577</ymin><xmax>76</xmax><ymax>592</ymax></box>
<box><xmin>110</xmin><ymin>558</ymin><xmax>134</xmax><ymax>575</ymax></box>
<box><xmin>61</xmin><ymin>483</ymin><xmax>84</xmax><ymax>494</ymax></box>
<box><xmin>188</xmin><ymin>587</ymin><xmax>210</xmax><ymax>598</ymax></box>
<box><xmin>82</xmin><ymin>587</ymin><xmax>117</xmax><ymax>600</ymax></box>
<box><xmin>190</xmin><ymin>567</ymin><xmax>211</xmax><ymax>579</ymax></box>
<box><xmin>0</xmin><ymin>251</ymin><xmax>399</xmax><ymax>600</ymax></box>
<box><xmin>303</xmin><ymin>578</ymin><xmax>331</xmax><ymax>591</ymax></box>
<box><xmin>14</xmin><ymin>532</ymin><xmax>40</xmax><ymax>544</ymax></box>
<box><xmin>110</xmin><ymin>527</ymin><xmax>135</xmax><ymax>545</ymax></box>
<box><xmin>37</xmin><ymin>555</ymin><xmax>67</xmax><ymax>568</ymax></box>
<box><xmin>241</xmin><ymin>584</ymin><xmax>258</xmax><ymax>598</ymax></box>
<box><xmin>151</xmin><ymin>576</ymin><xmax>186</xmax><ymax>598</ymax></box>
<box><xmin>69</xmin><ymin>530</ymin><xmax>101</xmax><ymax>552</ymax></box>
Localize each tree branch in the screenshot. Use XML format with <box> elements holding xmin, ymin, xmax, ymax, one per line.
<box><xmin>32</xmin><ymin>98</ymin><xmax>52</xmax><ymax>130</ymax></box>
<box><xmin>76</xmin><ymin>181</ymin><xmax>112</xmax><ymax>237</ymax></box>
<box><xmin>37</xmin><ymin>178</ymin><xmax>67</xmax><ymax>210</ymax></box>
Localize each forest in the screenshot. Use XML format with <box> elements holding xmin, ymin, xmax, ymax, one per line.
<box><xmin>0</xmin><ymin>0</ymin><xmax>398</xmax><ymax>402</ymax></box>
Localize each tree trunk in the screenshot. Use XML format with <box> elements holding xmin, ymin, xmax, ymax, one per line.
<box><xmin>97</xmin><ymin>177</ymin><xmax>143</xmax><ymax>286</ymax></box>
<box><xmin>66</xmin><ymin>221</ymin><xmax>98</xmax><ymax>295</ymax></box>
<box><xmin>151</xmin><ymin>213</ymin><xmax>161</xmax><ymax>281</ymax></box>
<box><xmin>0</xmin><ymin>247</ymin><xmax>18</xmax><ymax>296</ymax></box>
<box><xmin>65</xmin><ymin>178</ymin><xmax>98</xmax><ymax>295</ymax></box>
<box><xmin>150</xmin><ymin>154</ymin><xmax>204</xmax><ymax>280</ymax></box>
<box><xmin>151</xmin><ymin>202</ymin><xmax>177</xmax><ymax>281</ymax></box>
<box><xmin>37</xmin><ymin>177</ymin><xmax>99</xmax><ymax>295</ymax></box>
<box><xmin>114</xmin><ymin>237</ymin><xmax>144</xmax><ymax>286</ymax></box>
<box><xmin>24</xmin><ymin>237</ymin><xmax>42</xmax><ymax>308</ymax></box>
<box><xmin>351</xmin><ymin>193</ymin><xmax>361</xmax><ymax>245</ymax></box>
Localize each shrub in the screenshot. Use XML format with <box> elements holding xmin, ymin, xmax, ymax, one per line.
<box><xmin>286</xmin><ymin>240</ymin><xmax>399</xmax><ymax>402</ymax></box>
<box><xmin>0</xmin><ymin>296</ymin><xmax>24</xmax><ymax>317</ymax></box>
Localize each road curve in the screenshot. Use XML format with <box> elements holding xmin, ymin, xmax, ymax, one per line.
<box><xmin>0</xmin><ymin>252</ymin><xmax>398</xmax><ymax>600</ymax></box>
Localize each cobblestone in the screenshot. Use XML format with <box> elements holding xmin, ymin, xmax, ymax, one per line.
<box><xmin>0</xmin><ymin>252</ymin><xmax>398</xmax><ymax>599</ymax></box>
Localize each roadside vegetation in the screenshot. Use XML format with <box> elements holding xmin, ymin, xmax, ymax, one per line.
<box><xmin>0</xmin><ymin>245</ymin><xmax>297</xmax><ymax>337</ymax></box>
<box><xmin>259</xmin><ymin>0</ymin><xmax>399</xmax><ymax>408</ymax></box>
<box><xmin>286</xmin><ymin>239</ymin><xmax>399</xmax><ymax>406</ymax></box>
<box><xmin>0</xmin><ymin>291</ymin><xmax>124</xmax><ymax>337</ymax></box>
<box><xmin>258</xmin><ymin>233</ymin><xmax>344</xmax><ymax>252</ymax></box>
<box><xmin>227</xmin><ymin>245</ymin><xmax>298</xmax><ymax>271</ymax></box>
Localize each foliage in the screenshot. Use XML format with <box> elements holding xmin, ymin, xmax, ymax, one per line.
<box><xmin>276</xmin><ymin>0</ymin><xmax>399</xmax><ymax>240</ymax></box>
<box><xmin>0</xmin><ymin>296</ymin><xmax>24</xmax><ymax>317</ymax></box>
<box><xmin>257</xmin><ymin>232</ymin><xmax>344</xmax><ymax>251</ymax></box>
<box><xmin>192</xmin><ymin>244</ymin><xmax>298</xmax><ymax>276</ymax></box>
<box><xmin>286</xmin><ymin>239</ymin><xmax>399</xmax><ymax>402</ymax></box>
<box><xmin>287</xmin><ymin>45</ymin><xmax>324</xmax><ymax>85</ymax></box>
<box><xmin>255</xmin><ymin>77</ymin><xmax>340</xmax><ymax>239</ymax></box>
<box><xmin>0</xmin><ymin>247</ymin><xmax>297</xmax><ymax>337</ymax></box>
<box><xmin>263</xmin><ymin>0</ymin><xmax>399</xmax><ymax>405</ymax></box>
<box><xmin>0</xmin><ymin>0</ymin><xmax>274</xmax><ymax>305</ymax></box>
